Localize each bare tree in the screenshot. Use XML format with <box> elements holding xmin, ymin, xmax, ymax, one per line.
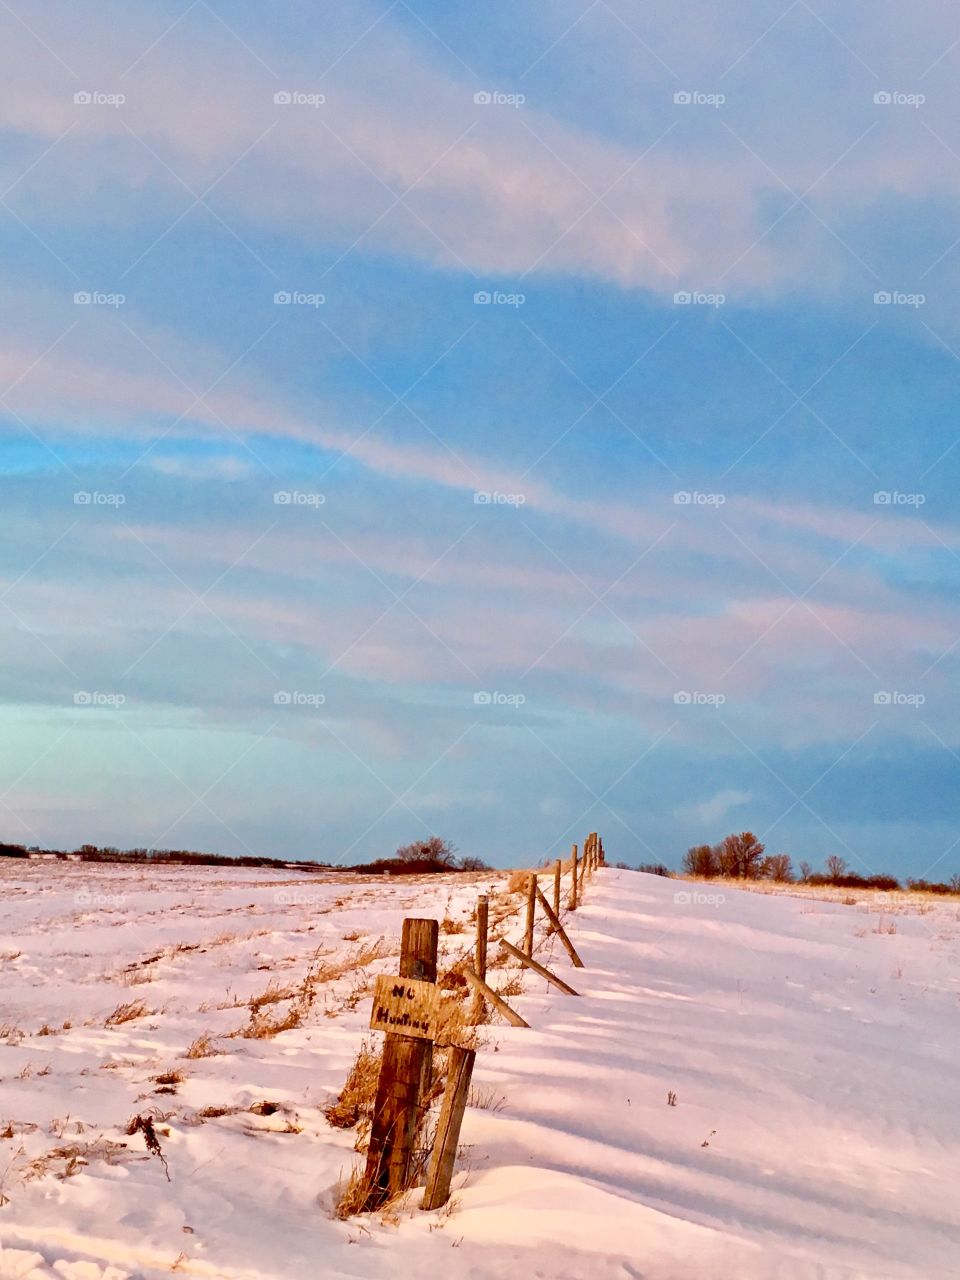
<box><xmin>395</xmin><ymin>836</ymin><xmax>458</xmax><ymax>867</ymax></box>
<box><xmin>682</xmin><ymin>844</ymin><xmax>718</xmax><ymax>878</ymax></box>
<box><xmin>761</xmin><ymin>853</ymin><xmax>793</xmax><ymax>882</ymax></box>
<box><xmin>718</xmin><ymin>832</ymin><xmax>765</xmax><ymax>879</ymax></box>
<box><xmin>825</xmin><ymin>854</ymin><xmax>847</xmax><ymax>880</ymax></box>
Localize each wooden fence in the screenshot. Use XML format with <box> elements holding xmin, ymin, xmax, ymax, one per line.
<box><xmin>360</xmin><ymin>830</ymin><xmax>606</xmax><ymax>1212</ymax></box>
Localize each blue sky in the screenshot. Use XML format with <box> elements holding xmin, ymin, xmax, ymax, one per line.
<box><xmin>2</xmin><ymin>0</ymin><xmax>960</xmax><ymax>874</ymax></box>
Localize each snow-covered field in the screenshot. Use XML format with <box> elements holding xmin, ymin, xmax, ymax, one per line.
<box><xmin>1</xmin><ymin>862</ymin><xmax>958</xmax><ymax>1280</ymax></box>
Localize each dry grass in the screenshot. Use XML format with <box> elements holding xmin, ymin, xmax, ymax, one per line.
<box><xmin>105</xmin><ymin>999</ymin><xmax>153</xmax><ymax>1027</ymax></box>
<box><xmin>506</xmin><ymin>869</ymin><xmax>532</xmax><ymax>894</ymax></box>
<box><xmin>324</xmin><ymin>1036</ymin><xmax>381</xmax><ymax>1150</ymax></box>
<box><xmin>467</xmin><ymin>1085</ymin><xmax>506</xmax><ymax>1112</ymax></box>
<box><xmin>248</xmin><ymin>980</ymin><xmax>297</xmax><ymax>1013</ymax></box>
<box><xmin>26</xmin><ymin>1138</ymin><xmax>131</xmax><ymax>1183</ymax></box>
<box><xmin>498</xmin><ymin>973</ymin><xmax>523</xmax><ymax>998</ymax></box>
<box><xmin>334</xmin><ymin>1163</ymin><xmax>375</xmax><ymax>1219</ymax></box>
<box><xmin>440</xmin><ymin>917</ymin><xmax>467</xmax><ymax>935</ymax></box>
<box><xmin>184</xmin><ymin>1033</ymin><xmax>220</xmax><ymax>1059</ymax></box>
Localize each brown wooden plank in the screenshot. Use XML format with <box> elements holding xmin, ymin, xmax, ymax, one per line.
<box><xmin>421</xmin><ymin>1046</ymin><xmax>476</xmax><ymax>1211</ymax></box>
<box><xmin>523</xmin><ymin>872</ymin><xmax>536</xmax><ymax>955</ymax></box>
<box><xmin>370</xmin><ymin>974</ymin><xmax>442</xmax><ymax>1040</ymax></box>
<box><xmin>462</xmin><ymin>964</ymin><xmax>529</xmax><ymax>1028</ymax></box>
<box><xmin>535</xmin><ymin>884</ymin><xmax>585</xmax><ymax>968</ymax></box>
<box><xmin>498</xmin><ymin>938</ymin><xmax>579</xmax><ymax>995</ymax></box>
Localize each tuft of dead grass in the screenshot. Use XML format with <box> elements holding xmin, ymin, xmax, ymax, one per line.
<box><xmin>105</xmin><ymin>999</ymin><xmax>153</xmax><ymax>1027</ymax></box>
<box><xmin>184</xmin><ymin>1033</ymin><xmax>220</xmax><ymax>1059</ymax></box>
<box><xmin>324</xmin><ymin>1037</ymin><xmax>381</xmax><ymax>1135</ymax></box>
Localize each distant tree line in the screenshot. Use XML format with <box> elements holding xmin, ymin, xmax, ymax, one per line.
<box><xmin>681</xmin><ymin>834</ymin><xmax>956</xmax><ymax>894</ymax></box>
<box><xmin>0</xmin><ymin>835</ymin><xmax>490</xmax><ymax>876</ymax></box>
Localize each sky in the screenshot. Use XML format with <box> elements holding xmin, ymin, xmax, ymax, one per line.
<box><xmin>1</xmin><ymin>0</ymin><xmax>959</xmax><ymax>875</ymax></box>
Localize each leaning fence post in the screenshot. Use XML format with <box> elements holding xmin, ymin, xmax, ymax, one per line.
<box><xmin>421</xmin><ymin>1045</ymin><xmax>476</xmax><ymax>1211</ymax></box>
<box><xmin>523</xmin><ymin>872</ymin><xmax>536</xmax><ymax>955</ymax></box>
<box><xmin>553</xmin><ymin>858</ymin><xmax>561</xmax><ymax>919</ymax></box>
<box><xmin>570</xmin><ymin>844</ymin><xmax>578</xmax><ymax>910</ymax></box>
<box><xmin>363</xmin><ymin>917</ymin><xmax>438</xmax><ymax>1209</ymax></box>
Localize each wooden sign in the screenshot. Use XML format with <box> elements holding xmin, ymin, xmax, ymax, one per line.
<box><xmin>370</xmin><ymin>974</ymin><xmax>441</xmax><ymax>1040</ymax></box>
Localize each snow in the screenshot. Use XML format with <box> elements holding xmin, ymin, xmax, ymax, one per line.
<box><xmin>1</xmin><ymin>861</ymin><xmax>958</xmax><ymax>1279</ymax></box>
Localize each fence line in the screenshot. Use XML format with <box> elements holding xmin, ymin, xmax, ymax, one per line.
<box><xmin>356</xmin><ymin>830</ymin><xmax>606</xmax><ymax>1213</ymax></box>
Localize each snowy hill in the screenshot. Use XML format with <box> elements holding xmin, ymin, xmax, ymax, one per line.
<box><xmin>0</xmin><ymin>862</ymin><xmax>957</xmax><ymax>1279</ymax></box>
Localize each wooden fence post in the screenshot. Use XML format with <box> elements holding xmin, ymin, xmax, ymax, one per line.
<box><xmin>470</xmin><ymin>895</ymin><xmax>488</xmax><ymax>1023</ymax></box>
<box><xmin>421</xmin><ymin>1046</ymin><xmax>476</xmax><ymax>1211</ymax></box>
<box><xmin>462</xmin><ymin>966</ymin><xmax>529</xmax><ymax>1028</ymax></box>
<box><xmin>570</xmin><ymin>844</ymin><xmax>578</xmax><ymax>910</ymax></box>
<box><xmin>523</xmin><ymin>873</ymin><xmax>536</xmax><ymax>955</ymax></box>
<box><xmin>534</xmin><ymin>884</ymin><xmax>585</xmax><ymax>968</ymax></box>
<box><xmin>363</xmin><ymin>918</ymin><xmax>438</xmax><ymax>1209</ymax></box>
<box><xmin>499</xmin><ymin>938</ymin><xmax>580</xmax><ymax>995</ymax></box>
<box><xmin>553</xmin><ymin>859</ymin><xmax>561</xmax><ymax>918</ymax></box>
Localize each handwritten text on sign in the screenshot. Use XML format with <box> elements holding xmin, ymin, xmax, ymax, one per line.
<box><xmin>370</xmin><ymin>974</ymin><xmax>441</xmax><ymax>1040</ymax></box>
